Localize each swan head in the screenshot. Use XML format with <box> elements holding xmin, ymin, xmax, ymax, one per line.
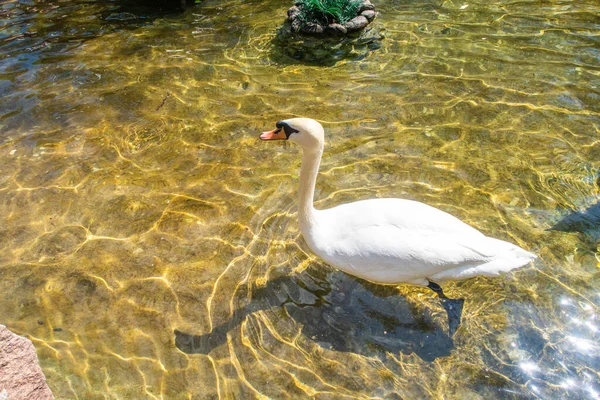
<box><xmin>260</xmin><ymin>118</ymin><xmax>324</xmax><ymax>151</ymax></box>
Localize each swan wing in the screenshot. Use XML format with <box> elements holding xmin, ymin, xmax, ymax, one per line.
<box><xmin>324</xmin><ymin>198</ymin><xmax>485</xmax><ymax>238</ymax></box>
<box><xmin>316</xmin><ymin>223</ymin><xmax>532</xmax><ymax>285</ymax></box>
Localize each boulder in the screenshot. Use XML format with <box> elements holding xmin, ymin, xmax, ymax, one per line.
<box><xmin>325</xmin><ymin>23</ymin><xmax>348</xmax><ymax>35</ymax></box>
<box><xmin>287</xmin><ymin>5</ymin><xmax>301</xmax><ymax>19</ymax></box>
<box><xmin>0</xmin><ymin>325</ymin><xmax>54</xmax><ymax>399</ymax></box>
<box><xmin>344</xmin><ymin>15</ymin><xmax>369</xmax><ymax>32</ymax></box>
<box><xmin>291</xmin><ymin>18</ymin><xmax>303</xmax><ymax>32</ymax></box>
<box><xmin>358</xmin><ymin>0</ymin><xmax>375</xmax><ymax>12</ymax></box>
<box><xmin>273</xmin><ymin>20</ymin><xmax>385</xmax><ymax>64</ymax></box>
<box><xmin>361</xmin><ymin>9</ymin><xmax>377</xmax><ymax>22</ymax></box>
<box><xmin>300</xmin><ymin>21</ymin><xmax>325</xmax><ymax>34</ymax></box>
<box><xmin>285</xmin><ymin>1</ymin><xmax>376</xmax><ymax>36</ymax></box>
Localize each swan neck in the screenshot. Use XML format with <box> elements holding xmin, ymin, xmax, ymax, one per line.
<box><xmin>298</xmin><ymin>146</ymin><xmax>322</xmax><ymax>228</ymax></box>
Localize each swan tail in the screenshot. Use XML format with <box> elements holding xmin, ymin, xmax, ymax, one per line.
<box><xmin>431</xmin><ymin>238</ymin><xmax>537</xmax><ymax>282</ymax></box>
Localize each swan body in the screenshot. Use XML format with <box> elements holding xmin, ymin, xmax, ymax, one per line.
<box><xmin>260</xmin><ymin>118</ymin><xmax>536</xmax><ymax>288</ymax></box>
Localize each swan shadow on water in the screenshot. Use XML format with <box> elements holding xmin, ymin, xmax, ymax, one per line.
<box><xmin>175</xmin><ymin>269</ymin><xmax>455</xmax><ymax>362</ymax></box>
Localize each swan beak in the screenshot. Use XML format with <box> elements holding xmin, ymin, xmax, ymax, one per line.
<box><xmin>260</xmin><ymin>128</ymin><xmax>287</xmax><ymax>141</ymax></box>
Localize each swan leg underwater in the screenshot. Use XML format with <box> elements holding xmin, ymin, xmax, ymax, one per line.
<box><xmin>260</xmin><ymin>118</ymin><xmax>536</xmax><ymax>336</ymax></box>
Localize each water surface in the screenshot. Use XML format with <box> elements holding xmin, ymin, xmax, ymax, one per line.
<box><xmin>1</xmin><ymin>0</ymin><xmax>599</xmax><ymax>398</ymax></box>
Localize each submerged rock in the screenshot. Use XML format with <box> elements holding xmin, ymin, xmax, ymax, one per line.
<box><xmin>550</xmin><ymin>201</ymin><xmax>600</xmax><ymax>240</ymax></box>
<box><xmin>302</xmin><ymin>21</ymin><xmax>325</xmax><ymax>34</ymax></box>
<box><xmin>0</xmin><ymin>325</ymin><xmax>54</xmax><ymax>400</ymax></box>
<box><xmin>325</xmin><ymin>23</ymin><xmax>348</xmax><ymax>35</ymax></box>
<box><xmin>272</xmin><ymin>20</ymin><xmax>384</xmax><ymax>65</ymax></box>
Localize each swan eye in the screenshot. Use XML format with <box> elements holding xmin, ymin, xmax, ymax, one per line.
<box><xmin>275</xmin><ymin>121</ymin><xmax>299</xmax><ymax>138</ymax></box>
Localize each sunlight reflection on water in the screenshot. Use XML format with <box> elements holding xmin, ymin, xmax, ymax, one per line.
<box><xmin>0</xmin><ymin>0</ymin><xmax>599</xmax><ymax>398</ymax></box>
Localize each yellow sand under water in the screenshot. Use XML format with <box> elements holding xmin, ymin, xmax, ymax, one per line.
<box><xmin>0</xmin><ymin>0</ymin><xmax>598</xmax><ymax>397</ymax></box>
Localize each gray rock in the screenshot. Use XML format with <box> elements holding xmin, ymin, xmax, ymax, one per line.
<box><xmin>344</xmin><ymin>15</ymin><xmax>369</xmax><ymax>32</ymax></box>
<box><xmin>300</xmin><ymin>21</ymin><xmax>325</xmax><ymax>34</ymax></box>
<box><xmin>291</xmin><ymin>18</ymin><xmax>303</xmax><ymax>33</ymax></box>
<box><xmin>359</xmin><ymin>0</ymin><xmax>375</xmax><ymax>12</ymax></box>
<box><xmin>325</xmin><ymin>23</ymin><xmax>348</xmax><ymax>35</ymax></box>
<box><xmin>0</xmin><ymin>325</ymin><xmax>54</xmax><ymax>399</ymax></box>
<box><xmin>287</xmin><ymin>5</ymin><xmax>301</xmax><ymax>19</ymax></box>
<box><xmin>361</xmin><ymin>10</ymin><xmax>377</xmax><ymax>21</ymax></box>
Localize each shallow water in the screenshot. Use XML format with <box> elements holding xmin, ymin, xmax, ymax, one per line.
<box><xmin>1</xmin><ymin>0</ymin><xmax>599</xmax><ymax>398</ymax></box>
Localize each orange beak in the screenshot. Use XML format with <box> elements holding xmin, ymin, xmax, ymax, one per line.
<box><xmin>260</xmin><ymin>128</ymin><xmax>287</xmax><ymax>140</ymax></box>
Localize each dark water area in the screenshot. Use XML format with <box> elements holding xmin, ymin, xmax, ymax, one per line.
<box><xmin>551</xmin><ymin>200</ymin><xmax>600</xmax><ymax>243</ymax></box>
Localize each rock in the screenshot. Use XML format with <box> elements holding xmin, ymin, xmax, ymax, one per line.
<box><xmin>105</xmin><ymin>12</ymin><xmax>139</xmax><ymax>21</ymax></box>
<box><xmin>361</xmin><ymin>9</ymin><xmax>376</xmax><ymax>21</ymax></box>
<box><xmin>287</xmin><ymin>5</ymin><xmax>301</xmax><ymax>19</ymax></box>
<box><xmin>286</xmin><ymin>0</ymin><xmax>376</xmax><ymax>37</ymax></box>
<box><xmin>291</xmin><ymin>18</ymin><xmax>302</xmax><ymax>33</ymax></box>
<box><xmin>359</xmin><ymin>0</ymin><xmax>375</xmax><ymax>12</ymax></box>
<box><xmin>325</xmin><ymin>23</ymin><xmax>348</xmax><ymax>35</ymax></box>
<box><xmin>300</xmin><ymin>21</ymin><xmax>324</xmax><ymax>34</ymax></box>
<box><xmin>0</xmin><ymin>325</ymin><xmax>54</xmax><ymax>400</ymax></box>
<box><xmin>273</xmin><ymin>20</ymin><xmax>385</xmax><ymax>64</ymax></box>
<box><xmin>344</xmin><ymin>15</ymin><xmax>369</xmax><ymax>32</ymax></box>
<box><xmin>550</xmin><ymin>202</ymin><xmax>600</xmax><ymax>234</ymax></box>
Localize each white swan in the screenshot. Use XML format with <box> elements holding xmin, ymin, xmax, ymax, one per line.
<box><xmin>260</xmin><ymin>118</ymin><xmax>536</xmax><ymax>328</ymax></box>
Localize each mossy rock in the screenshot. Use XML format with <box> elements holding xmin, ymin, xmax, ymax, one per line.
<box><xmin>272</xmin><ymin>20</ymin><xmax>384</xmax><ymax>65</ymax></box>
<box><xmin>287</xmin><ymin>0</ymin><xmax>377</xmax><ymax>36</ymax></box>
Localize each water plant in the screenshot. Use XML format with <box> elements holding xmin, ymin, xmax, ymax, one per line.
<box><xmin>295</xmin><ymin>0</ymin><xmax>363</xmax><ymax>26</ymax></box>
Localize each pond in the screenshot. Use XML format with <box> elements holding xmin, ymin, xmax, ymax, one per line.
<box><xmin>1</xmin><ymin>0</ymin><xmax>599</xmax><ymax>398</ymax></box>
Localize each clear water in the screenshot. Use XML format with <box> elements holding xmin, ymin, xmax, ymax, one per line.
<box><xmin>1</xmin><ymin>0</ymin><xmax>599</xmax><ymax>398</ymax></box>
